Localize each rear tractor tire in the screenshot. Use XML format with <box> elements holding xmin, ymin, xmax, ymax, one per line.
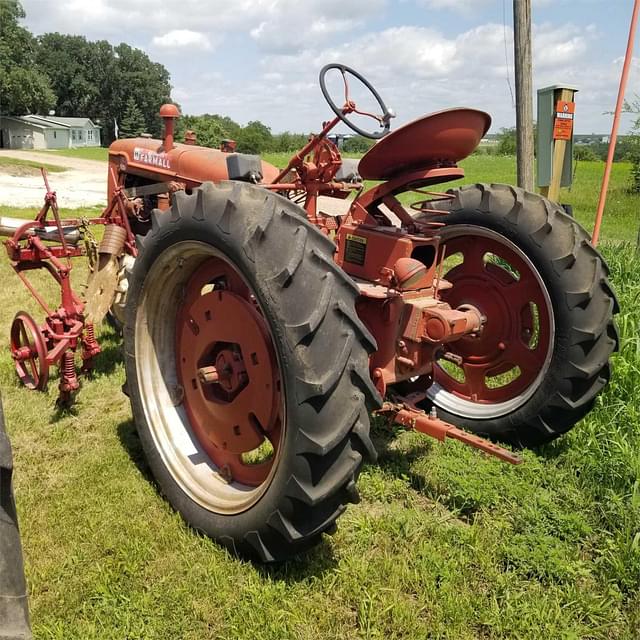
<box><xmin>0</xmin><ymin>396</ymin><xmax>32</xmax><ymax>639</ymax></box>
<box><xmin>124</xmin><ymin>181</ymin><xmax>380</xmax><ymax>562</ymax></box>
<box><xmin>415</xmin><ymin>183</ymin><xmax>618</xmax><ymax>447</ymax></box>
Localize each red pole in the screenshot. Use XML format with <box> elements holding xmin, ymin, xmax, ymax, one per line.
<box><xmin>592</xmin><ymin>0</ymin><xmax>640</xmax><ymax>247</ymax></box>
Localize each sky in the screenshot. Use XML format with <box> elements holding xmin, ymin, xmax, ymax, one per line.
<box><xmin>18</xmin><ymin>0</ymin><xmax>640</xmax><ymax>136</ymax></box>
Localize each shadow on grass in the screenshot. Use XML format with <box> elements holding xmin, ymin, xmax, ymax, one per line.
<box><xmin>535</xmin><ymin>436</ymin><xmax>573</xmax><ymax>460</ymax></box>
<box><xmin>88</xmin><ymin>323</ymin><xmax>125</xmax><ymax>378</ymax></box>
<box><xmin>116</xmin><ymin>418</ymin><xmax>154</xmax><ymax>485</ymax></box>
<box><xmin>116</xmin><ymin>417</ymin><xmax>339</xmax><ymax>578</ymax></box>
<box><xmin>370</xmin><ymin>418</ymin><xmax>434</xmax><ymax>483</ymax></box>
<box><xmin>256</xmin><ymin>541</ymin><xmax>338</xmax><ymax>583</ymax></box>
<box><xmin>368</xmin><ymin>419</ymin><xmax>485</xmax><ymax>521</ymax></box>
<box><xmin>87</xmin><ymin>342</ymin><xmax>124</xmax><ymax>377</ymax></box>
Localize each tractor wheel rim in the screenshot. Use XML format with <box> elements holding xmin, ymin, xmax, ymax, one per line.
<box><xmin>135</xmin><ymin>242</ymin><xmax>285</xmax><ymax>514</ymax></box>
<box><xmin>427</xmin><ymin>226</ymin><xmax>554</xmax><ymax>419</ymax></box>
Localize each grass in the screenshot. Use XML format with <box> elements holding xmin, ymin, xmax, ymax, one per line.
<box><xmin>0</xmin><ymin>157</ymin><xmax>639</xmax><ymax>639</ymax></box>
<box><xmin>33</xmin><ymin>147</ymin><xmax>109</xmax><ymax>162</ymax></box>
<box><xmin>263</xmin><ymin>152</ymin><xmax>637</xmax><ymax>244</ymax></box>
<box><xmin>0</xmin><ymin>156</ymin><xmax>66</xmax><ymax>174</ymax></box>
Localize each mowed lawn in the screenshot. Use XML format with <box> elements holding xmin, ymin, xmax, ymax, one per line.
<box><xmin>0</xmin><ymin>154</ymin><xmax>639</xmax><ymax>638</ymax></box>
<box><xmin>32</xmin><ymin>147</ymin><xmax>109</xmax><ymax>162</ymax></box>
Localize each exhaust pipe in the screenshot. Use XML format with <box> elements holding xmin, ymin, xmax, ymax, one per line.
<box><xmin>159</xmin><ymin>103</ymin><xmax>180</xmax><ymax>151</ymax></box>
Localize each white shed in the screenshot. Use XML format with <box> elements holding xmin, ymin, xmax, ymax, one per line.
<box><xmin>0</xmin><ymin>115</ymin><xmax>101</xmax><ymax>150</ymax></box>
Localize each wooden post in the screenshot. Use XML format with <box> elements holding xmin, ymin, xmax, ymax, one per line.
<box><xmin>540</xmin><ymin>87</ymin><xmax>576</xmax><ymax>202</ymax></box>
<box><xmin>513</xmin><ymin>0</ymin><xmax>534</xmax><ymax>191</ymax></box>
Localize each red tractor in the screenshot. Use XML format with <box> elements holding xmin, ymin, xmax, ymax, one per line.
<box><xmin>3</xmin><ymin>65</ymin><xmax>618</xmax><ymax>561</ymax></box>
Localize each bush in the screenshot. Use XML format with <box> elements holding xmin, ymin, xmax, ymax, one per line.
<box><xmin>574</xmin><ymin>146</ymin><xmax>599</xmax><ymax>162</ymax></box>
<box><xmin>342</xmin><ymin>135</ymin><xmax>374</xmax><ymax>154</ymax></box>
<box><xmin>497</xmin><ymin>127</ymin><xmax>517</xmax><ymax>156</ymax></box>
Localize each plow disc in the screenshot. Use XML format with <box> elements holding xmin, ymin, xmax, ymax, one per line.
<box><xmin>84</xmin><ymin>254</ymin><xmax>120</xmax><ymax>325</ymax></box>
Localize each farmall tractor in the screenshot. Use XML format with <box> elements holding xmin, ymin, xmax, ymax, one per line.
<box><xmin>2</xmin><ymin>65</ymin><xmax>618</xmax><ymax>561</ymax></box>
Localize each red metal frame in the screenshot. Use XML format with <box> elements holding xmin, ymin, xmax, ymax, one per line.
<box><xmin>3</xmin><ymin>169</ymin><xmax>135</xmax><ymax>404</ymax></box>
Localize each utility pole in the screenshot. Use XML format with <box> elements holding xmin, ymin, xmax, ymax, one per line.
<box><xmin>513</xmin><ymin>0</ymin><xmax>534</xmax><ymax>191</ymax></box>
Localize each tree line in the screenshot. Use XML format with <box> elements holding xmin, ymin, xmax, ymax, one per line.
<box><xmin>0</xmin><ymin>1</ymin><xmax>171</xmax><ymax>143</ymax></box>
<box><xmin>486</xmin><ymin>126</ymin><xmax>639</xmax><ymax>163</ymax></box>
<box><xmin>0</xmin><ymin>1</ymin><xmax>374</xmax><ymax>154</ymax></box>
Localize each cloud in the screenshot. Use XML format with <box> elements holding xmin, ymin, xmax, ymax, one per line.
<box><xmin>419</xmin><ymin>0</ymin><xmax>491</xmax><ymax>10</ymax></box>
<box><xmin>17</xmin><ymin>0</ymin><xmax>629</xmax><ymax>134</ymax></box>
<box><xmin>419</xmin><ymin>0</ymin><xmax>585</xmax><ymax>10</ymax></box>
<box><xmin>244</xmin><ymin>20</ymin><xmax>600</xmax><ymax>132</ymax></box>
<box><xmin>533</xmin><ymin>23</ymin><xmax>589</xmax><ymax>68</ymax></box>
<box><xmin>21</xmin><ymin>0</ymin><xmax>383</xmax><ymax>53</ymax></box>
<box><xmin>249</xmin><ymin>0</ymin><xmax>384</xmax><ymax>53</ymax></box>
<box><xmin>151</xmin><ymin>30</ymin><xmax>213</xmax><ymax>51</ymax></box>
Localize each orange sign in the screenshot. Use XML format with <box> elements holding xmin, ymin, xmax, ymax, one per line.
<box><xmin>553</xmin><ymin>100</ymin><xmax>575</xmax><ymax>141</ymax></box>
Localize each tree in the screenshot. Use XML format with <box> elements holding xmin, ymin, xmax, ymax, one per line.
<box><xmin>623</xmin><ymin>97</ymin><xmax>640</xmax><ymax>193</ymax></box>
<box><xmin>0</xmin><ymin>1</ymin><xmax>55</xmax><ymax>114</ymax></box>
<box><xmin>236</xmin><ymin>121</ymin><xmax>273</xmax><ymax>154</ymax></box>
<box><xmin>272</xmin><ymin>131</ymin><xmax>309</xmax><ymax>153</ymax></box>
<box><xmin>36</xmin><ymin>34</ymin><xmax>172</xmax><ymax>143</ymax></box>
<box><xmin>574</xmin><ymin>146</ymin><xmax>599</xmax><ymax>162</ymax></box>
<box><xmin>497</xmin><ymin>127</ymin><xmax>517</xmax><ymax>156</ymax></box>
<box><xmin>176</xmin><ymin>114</ymin><xmax>233</xmax><ymax>149</ymax></box>
<box><xmin>342</xmin><ymin>135</ymin><xmax>374</xmax><ymax>154</ymax></box>
<box><xmin>496</xmin><ymin>125</ymin><xmax>538</xmax><ymax>157</ymax></box>
<box><xmin>119</xmin><ymin>97</ymin><xmax>146</xmax><ymax>138</ymax></box>
<box><xmin>110</xmin><ymin>43</ymin><xmax>172</xmax><ymax>139</ymax></box>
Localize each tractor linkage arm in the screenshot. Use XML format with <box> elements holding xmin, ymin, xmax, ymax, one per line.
<box><xmin>379</xmin><ymin>400</ymin><xmax>522</xmax><ymax>465</ymax></box>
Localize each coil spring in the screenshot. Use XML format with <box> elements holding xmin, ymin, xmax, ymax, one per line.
<box><xmin>59</xmin><ymin>350</ymin><xmax>79</xmax><ymax>393</ymax></box>
<box><xmin>84</xmin><ymin>322</ymin><xmax>97</xmax><ymax>346</ymax></box>
<box><xmin>409</xmin><ymin>189</ymin><xmax>456</xmax><ymax>229</ymax></box>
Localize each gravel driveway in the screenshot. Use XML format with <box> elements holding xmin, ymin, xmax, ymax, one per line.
<box><xmin>0</xmin><ymin>150</ymin><xmax>107</xmax><ymax>209</ymax></box>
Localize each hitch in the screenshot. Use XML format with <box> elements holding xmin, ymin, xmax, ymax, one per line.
<box><xmin>381</xmin><ymin>401</ymin><xmax>522</xmax><ymax>465</ymax></box>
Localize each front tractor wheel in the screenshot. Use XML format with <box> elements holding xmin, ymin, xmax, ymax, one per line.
<box><xmin>416</xmin><ymin>184</ymin><xmax>618</xmax><ymax>447</ymax></box>
<box><xmin>124</xmin><ymin>182</ymin><xmax>379</xmax><ymax>561</ymax></box>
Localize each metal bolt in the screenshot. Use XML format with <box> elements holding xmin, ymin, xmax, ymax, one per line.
<box><xmin>169</xmin><ymin>384</ymin><xmax>184</xmax><ymax>406</ymax></box>
<box><xmin>198</xmin><ymin>366</ymin><xmax>220</xmax><ymax>385</ymax></box>
<box><xmin>219</xmin><ymin>464</ymin><xmax>232</xmax><ymax>484</ymax></box>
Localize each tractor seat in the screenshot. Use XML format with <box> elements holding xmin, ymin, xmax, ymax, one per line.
<box><xmin>358</xmin><ymin>108</ymin><xmax>491</xmax><ymax>181</ymax></box>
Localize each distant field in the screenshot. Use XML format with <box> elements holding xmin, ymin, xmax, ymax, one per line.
<box><xmin>37</xmin><ymin>147</ymin><xmax>109</xmax><ymax>162</ymax></box>
<box><xmin>455</xmin><ymin>154</ymin><xmax>635</xmax><ymax>245</ymax></box>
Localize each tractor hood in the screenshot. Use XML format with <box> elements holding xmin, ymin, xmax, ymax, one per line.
<box><xmin>108</xmin><ymin>138</ymin><xmax>280</xmax><ymax>194</ymax></box>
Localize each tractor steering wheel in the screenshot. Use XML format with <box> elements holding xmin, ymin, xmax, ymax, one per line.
<box><xmin>319</xmin><ymin>63</ymin><xmax>395</xmax><ymax>140</ymax></box>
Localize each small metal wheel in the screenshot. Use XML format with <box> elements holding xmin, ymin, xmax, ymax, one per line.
<box><xmin>10</xmin><ymin>311</ymin><xmax>49</xmax><ymax>391</ymax></box>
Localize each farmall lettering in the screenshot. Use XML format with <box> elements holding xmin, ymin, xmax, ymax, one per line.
<box><xmin>133</xmin><ymin>147</ymin><xmax>171</xmax><ymax>169</ymax></box>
